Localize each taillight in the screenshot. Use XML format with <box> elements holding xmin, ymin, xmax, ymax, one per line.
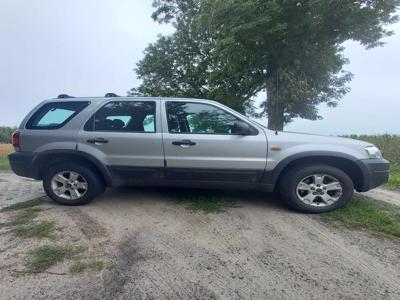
<box><xmin>12</xmin><ymin>131</ymin><xmax>20</xmax><ymax>148</ymax></box>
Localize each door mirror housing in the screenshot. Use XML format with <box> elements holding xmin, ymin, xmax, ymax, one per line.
<box><xmin>232</xmin><ymin>121</ymin><xmax>252</xmax><ymax>135</ymax></box>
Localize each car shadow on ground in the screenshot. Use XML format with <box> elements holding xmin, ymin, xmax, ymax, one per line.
<box><xmin>94</xmin><ymin>186</ymin><xmax>289</xmax><ymax>212</ymax></box>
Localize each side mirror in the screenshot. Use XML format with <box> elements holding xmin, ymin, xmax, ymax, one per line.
<box><xmin>232</xmin><ymin>121</ymin><xmax>251</xmax><ymax>135</ymax></box>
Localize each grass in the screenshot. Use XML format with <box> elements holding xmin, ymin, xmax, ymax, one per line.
<box><xmin>0</xmin><ymin>143</ymin><xmax>13</xmax><ymax>157</ymax></box>
<box><xmin>170</xmin><ymin>189</ymin><xmax>237</xmax><ymax>213</ymax></box>
<box><xmin>4</xmin><ymin>207</ymin><xmax>41</xmax><ymax>226</ymax></box>
<box><xmin>91</xmin><ymin>259</ymin><xmax>118</xmax><ymax>271</ymax></box>
<box><xmin>24</xmin><ymin>244</ymin><xmax>85</xmax><ymax>272</ymax></box>
<box><xmin>88</xmin><ymin>259</ymin><xmax>105</xmax><ymax>271</ymax></box>
<box><xmin>69</xmin><ymin>259</ymin><xmax>117</xmax><ymax>274</ymax></box>
<box><xmin>347</xmin><ymin>134</ymin><xmax>400</xmax><ymax>189</ymax></box>
<box><xmin>345</xmin><ymin>134</ymin><xmax>400</xmax><ymax>163</ymax></box>
<box><xmin>69</xmin><ymin>260</ymin><xmax>86</xmax><ymax>273</ymax></box>
<box><xmin>1</xmin><ymin>205</ymin><xmax>55</xmax><ymax>238</ymax></box>
<box><xmin>0</xmin><ymin>144</ymin><xmax>12</xmax><ymax>170</ymax></box>
<box><xmin>105</xmin><ymin>260</ymin><xmax>118</xmax><ymax>270</ymax></box>
<box><xmin>0</xmin><ymin>157</ymin><xmax>10</xmax><ymax>170</ymax></box>
<box><xmin>321</xmin><ymin>195</ymin><xmax>400</xmax><ymax>238</ymax></box>
<box><xmin>11</xmin><ymin>220</ymin><xmax>55</xmax><ymax>239</ymax></box>
<box><xmin>387</xmin><ymin>163</ymin><xmax>400</xmax><ymax>189</ymax></box>
<box><xmin>1</xmin><ymin>198</ymin><xmax>44</xmax><ymax>212</ymax></box>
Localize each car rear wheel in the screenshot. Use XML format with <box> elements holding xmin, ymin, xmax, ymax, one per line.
<box><xmin>43</xmin><ymin>163</ymin><xmax>103</xmax><ymax>205</ymax></box>
<box><xmin>279</xmin><ymin>164</ymin><xmax>354</xmax><ymax>213</ymax></box>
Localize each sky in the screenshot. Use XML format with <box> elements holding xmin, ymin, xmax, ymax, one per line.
<box><xmin>0</xmin><ymin>0</ymin><xmax>399</xmax><ymax>135</ymax></box>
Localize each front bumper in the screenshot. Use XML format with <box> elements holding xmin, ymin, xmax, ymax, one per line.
<box><xmin>8</xmin><ymin>151</ymin><xmax>39</xmax><ymax>179</ymax></box>
<box><xmin>357</xmin><ymin>158</ymin><xmax>390</xmax><ymax>192</ymax></box>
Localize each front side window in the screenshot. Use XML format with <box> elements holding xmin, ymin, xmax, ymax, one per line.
<box><xmin>166</xmin><ymin>102</ymin><xmax>243</xmax><ymax>134</ymax></box>
<box><xmin>85</xmin><ymin>101</ymin><xmax>156</xmax><ymax>132</ymax></box>
<box><xmin>26</xmin><ymin>101</ymin><xmax>89</xmax><ymax>129</ymax></box>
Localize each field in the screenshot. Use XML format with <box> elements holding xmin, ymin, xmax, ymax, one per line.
<box><xmin>348</xmin><ymin>134</ymin><xmax>400</xmax><ymax>189</ymax></box>
<box><xmin>0</xmin><ymin>144</ymin><xmax>12</xmax><ymax>170</ymax></box>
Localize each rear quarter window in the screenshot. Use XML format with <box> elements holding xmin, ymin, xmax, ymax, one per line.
<box><xmin>26</xmin><ymin>101</ymin><xmax>89</xmax><ymax>129</ymax></box>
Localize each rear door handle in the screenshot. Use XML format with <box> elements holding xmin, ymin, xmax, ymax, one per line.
<box><xmin>87</xmin><ymin>138</ymin><xmax>109</xmax><ymax>144</ymax></box>
<box><xmin>172</xmin><ymin>139</ymin><xmax>196</xmax><ymax>147</ymax></box>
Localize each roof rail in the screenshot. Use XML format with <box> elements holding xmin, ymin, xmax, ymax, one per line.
<box><xmin>57</xmin><ymin>94</ymin><xmax>74</xmax><ymax>99</ymax></box>
<box><xmin>105</xmin><ymin>93</ymin><xmax>119</xmax><ymax>97</ymax></box>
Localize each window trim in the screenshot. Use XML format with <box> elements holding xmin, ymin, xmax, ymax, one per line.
<box><xmin>26</xmin><ymin>101</ymin><xmax>90</xmax><ymax>130</ymax></box>
<box><xmin>165</xmin><ymin>101</ymin><xmax>258</xmax><ymax>136</ymax></box>
<box><xmin>84</xmin><ymin>100</ymin><xmax>157</xmax><ymax>133</ymax></box>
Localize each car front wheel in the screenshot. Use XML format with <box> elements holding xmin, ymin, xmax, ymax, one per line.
<box><xmin>279</xmin><ymin>164</ymin><xmax>354</xmax><ymax>213</ymax></box>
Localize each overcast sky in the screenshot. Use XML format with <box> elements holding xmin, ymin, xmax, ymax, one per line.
<box><xmin>0</xmin><ymin>0</ymin><xmax>399</xmax><ymax>135</ymax></box>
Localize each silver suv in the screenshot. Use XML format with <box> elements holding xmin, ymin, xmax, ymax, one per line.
<box><xmin>8</xmin><ymin>94</ymin><xmax>389</xmax><ymax>213</ymax></box>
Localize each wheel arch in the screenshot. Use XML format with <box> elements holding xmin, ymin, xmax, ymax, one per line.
<box><xmin>266</xmin><ymin>152</ymin><xmax>367</xmax><ymax>192</ymax></box>
<box><xmin>33</xmin><ymin>150</ymin><xmax>113</xmax><ymax>187</ymax></box>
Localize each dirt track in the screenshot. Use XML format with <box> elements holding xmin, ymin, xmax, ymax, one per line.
<box><xmin>1</xmin><ymin>186</ymin><xmax>400</xmax><ymax>299</ymax></box>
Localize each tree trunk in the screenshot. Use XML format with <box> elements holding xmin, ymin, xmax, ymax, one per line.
<box><xmin>266</xmin><ymin>73</ymin><xmax>284</xmax><ymax>131</ymax></box>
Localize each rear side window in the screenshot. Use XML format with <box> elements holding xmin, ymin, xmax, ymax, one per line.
<box><xmin>26</xmin><ymin>101</ymin><xmax>89</xmax><ymax>129</ymax></box>
<box><xmin>84</xmin><ymin>101</ymin><xmax>156</xmax><ymax>132</ymax></box>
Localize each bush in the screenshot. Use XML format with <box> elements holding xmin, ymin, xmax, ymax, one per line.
<box><xmin>0</xmin><ymin>126</ymin><xmax>17</xmax><ymax>144</ymax></box>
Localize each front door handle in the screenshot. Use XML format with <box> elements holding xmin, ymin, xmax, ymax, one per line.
<box><xmin>172</xmin><ymin>139</ymin><xmax>196</xmax><ymax>147</ymax></box>
<box><xmin>87</xmin><ymin>138</ymin><xmax>109</xmax><ymax>144</ymax></box>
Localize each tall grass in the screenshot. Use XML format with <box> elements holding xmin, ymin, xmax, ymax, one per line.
<box><xmin>346</xmin><ymin>134</ymin><xmax>400</xmax><ymax>189</ymax></box>
<box><xmin>0</xmin><ymin>144</ymin><xmax>13</xmax><ymax>157</ymax></box>
<box><xmin>345</xmin><ymin>134</ymin><xmax>400</xmax><ymax>164</ymax></box>
<box><xmin>0</xmin><ymin>144</ymin><xmax>13</xmax><ymax>170</ymax></box>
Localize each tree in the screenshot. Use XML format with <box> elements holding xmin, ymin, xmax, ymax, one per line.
<box><xmin>130</xmin><ymin>0</ymin><xmax>262</xmax><ymax>114</ymax></box>
<box><xmin>132</xmin><ymin>0</ymin><xmax>400</xmax><ymax>130</ymax></box>
<box><xmin>0</xmin><ymin>126</ymin><xmax>16</xmax><ymax>144</ymax></box>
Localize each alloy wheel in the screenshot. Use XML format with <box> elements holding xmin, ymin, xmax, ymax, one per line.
<box><xmin>51</xmin><ymin>171</ymin><xmax>88</xmax><ymax>200</ymax></box>
<box><xmin>296</xmin><ymin>174</ymin><xmax>343</xmax><ymax>207</ymax></box>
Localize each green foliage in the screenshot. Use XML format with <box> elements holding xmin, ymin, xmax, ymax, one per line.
<box><xmin>133</xmin><ymin>0</ymin><xmax>400</xmax><ymax>130</ymax></box>
<box><xmin>345</xmin><ymin>134</ymin><xmax>400</xmax><ymax>164</ymax></box>
<box><xmin>24</xmin><ymin>244</ymin><xmax>85</xmax><ymax>272</ymax></box>
<box><xmin>70</xmin><ymin>260</ymin><xmax>86</xmax><ymax>273</ymax></box>
<box><xmin>1</xmin><ymin>198</ymin><xmax>44</xmax><ymax>212</ymax></box>
<box><xmin>105</xmin><ymin>260</ymin><xmax>118</xmax><ymax>270</ymax></box>
<box><xmin>321</xmin><ymin>195</ymin><xmax>400</xmax><ymax>238</ymax></box>
<box><xmin>170</xmin><ymin>189</ymin><xmax>237</xmax><ymax>213</ymax></box>
<box><xmin>4</xmin><ymin>208</ymin><xmax>41</xmax><ymax>226</ymax></box>
<box><xmin>347</xmin><ymin>134</ymin><xmax>400</xmax><ymax>189</ymax></box>
<box><xmin>0</xmin><ymin>157</ymin><xmax>10</xmax><ymax>170</ymax></box>
<box><xmin>88</xmin><ymin>259</ymin><xmax>105</xmax><ymax>271</ymax></box>
<box><xmin>69</xmin><ymin>259</ymin><xmax>116</xmax><ymax>274</ymax></box>
<box><xmin>0</xmin><ymin>126</ymin><xmax>16</xmax><ymax>144</ymax></box>
<box><xmin>1</xmin><ymin>203</ymin><xmax>54</xmax><ymax>239</ymax></box>
<box><xmin>12</xmin><ymin>221</ymin><xmax>55</xmax><ymax>239</ymax></box>
<box><xmin>131</xmin><ymin>0</ymin><xmax>263</xmax><ymax>114</ymax></box>
<box><xmin>388</xmin><ymin>164</ymin><xmax>400</xmax><ymax>189</ymax></box>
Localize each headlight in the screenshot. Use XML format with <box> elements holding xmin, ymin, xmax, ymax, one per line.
<box><xmin>365</xmin><ymin>146</ymin><xmax>383</xmax><ymax>159</ymax></box>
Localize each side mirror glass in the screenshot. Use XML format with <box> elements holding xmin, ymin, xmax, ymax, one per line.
<box><xmin>232</xmin><ymin>121</ymin><xmax>251</xmax><ymax>135</ymax></box>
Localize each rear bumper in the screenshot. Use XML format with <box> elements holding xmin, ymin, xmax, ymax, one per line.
<box><xmin>8</xmin><ymin>151</ymin><xmax>39</xmax><ymax>179</ymax></box>
<box><xmin>357</xmin><ymin>158</ymin><xmax>390</xmax><ymax>192</ymax></box>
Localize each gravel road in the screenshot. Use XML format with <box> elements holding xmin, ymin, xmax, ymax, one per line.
<box><xmin>0</xmin><ymin>174</ymin><xmax>399</xmax><ymax>299</ymax></box>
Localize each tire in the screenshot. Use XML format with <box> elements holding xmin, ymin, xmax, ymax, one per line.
<box><xmin>278</xmin><ymin>164</ymin><xmax>354</xmax><ymax>213</ymax></box>
<box><xmin>43</xmin><ymin>162</ymin><xmax>104</xmax><ymax>205</ymax></box>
